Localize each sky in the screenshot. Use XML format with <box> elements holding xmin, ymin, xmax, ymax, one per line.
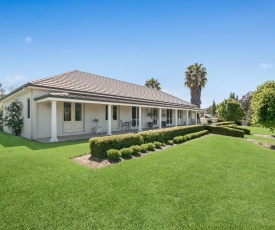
<box><xmin>0</xmin><ymin>0</ymin><xmax>274</xmax><ymax>108</ymax></box>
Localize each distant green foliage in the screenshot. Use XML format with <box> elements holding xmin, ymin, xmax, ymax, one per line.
<box><xmin>251</xmin><ymin>81</ymin><xmax>275</xmax><ymax>132</ymax></box>
<box><xmin>216</xmin><ymin>121</ymin><xmax>235</xmax><ymax>126</ymax></box>
<box><xmin>216</xmin><ymin>98</ymin><xmax>245</xmax><ymax>122</ymax></box>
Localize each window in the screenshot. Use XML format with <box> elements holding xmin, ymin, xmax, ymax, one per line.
<box><xmin>27</xmin><ymin>98</ymin><xmax>30</xmax><ymax>118</ymax></box>
<box><xmin>64</xmin><ymin>103</ymin><xmax>71</xmax><ymax>121</ymax></box>
<box><xmin>106</xmin><ymin>105</ymin><xmax>118</xmax><ymax>120</ymax></box>
<box><xmin>166</xmin><ymin>109</ymin><xmax>172</xmax><ymax>124</ymax></box>
<box><xmin>75</xmin><ymin>103</ymin><xmax>82</xmax><ymax>121</ymax></box>
<box><xmin>152</xmin><ymin>108</ymin><xmax>158</xmax><ymax>125</ymax></box>
<box><xmin>178</xmin><ymin>110</ymin><xmax>182</xmax><ymax>119</ymax></box>
<box><xmin>132</xmin><ymin>106</ymin><xmax>139</xmax><ymax>126</ymax></box>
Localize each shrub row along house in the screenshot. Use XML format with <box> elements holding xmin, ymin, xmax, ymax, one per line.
<box><xmin>0</xmin><ymin>70</ymin><xmax>201</xmax><ymax>142</ymax></box>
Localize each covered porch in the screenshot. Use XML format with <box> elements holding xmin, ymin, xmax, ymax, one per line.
<box><xmin>35</xmin><ymin>95</ymin><xmax>200</xmax><ymax>142</ymax></box>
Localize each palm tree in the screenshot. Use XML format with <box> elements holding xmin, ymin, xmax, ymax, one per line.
<box><xmin>184</xmin><ymin>63</ymin><xmax>207</xmax><ymax>108</ymax></box>
<box><xmin>145</xmin><ymin>78</ymin><xmax>161</xmax><ymax>90</ymax></box>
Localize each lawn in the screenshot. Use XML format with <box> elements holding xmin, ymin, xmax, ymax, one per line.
<box><xmin>1</xmin><ymin>131</ymin><xmax>275</xmax><ymax>229</ymax></box>
<box><xmin>242</xmin><ymin>125</ymin><xmax>274</xmax><ymax>135</ymax></box>
<box><xmin>245</xmin><ymin>134</ymin><xmax>275</xmax><ymax>145</ymax></box>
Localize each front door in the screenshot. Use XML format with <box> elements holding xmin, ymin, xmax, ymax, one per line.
<box><xmin>63</xmin><ymin>102</ymin><xmax>84</xmax><ymax>133</ymax></box>
<box><xmin>177</xmin><ymin>110</ymin><xmax>182</xmax><ymax>125</ymax></box>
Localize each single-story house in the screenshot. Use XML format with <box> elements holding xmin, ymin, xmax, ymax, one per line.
<box><xmin>0</xmin><ymin>70</ymin><xmax>201</xmax><ymax>142</ymax></box>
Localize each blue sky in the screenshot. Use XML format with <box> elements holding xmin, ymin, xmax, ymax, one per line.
<box><xmin>0</xmin><ymin>0</ymin><xmax>274</xmax><ymax>108</ymax></box>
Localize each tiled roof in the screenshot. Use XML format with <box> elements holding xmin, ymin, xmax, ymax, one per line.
<box><xmin>31</xmin><ymin>70</ymin><xmax>198</xmax><ymax>109</ymax></box>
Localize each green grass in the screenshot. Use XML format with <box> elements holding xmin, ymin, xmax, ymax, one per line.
<box><xmin>1</xmin><ymin>131</ymin><xmax>275</xmax><ymax>229</ymax></box>
<box><xmin>245</xmin><ymin>134</ymin><xmax>275</xmax><ymax>144</ymax></box>
<box><xmin>242</xmin><ymin>126</ymin><xmax>274</xmax><ymax>135</ymax></box>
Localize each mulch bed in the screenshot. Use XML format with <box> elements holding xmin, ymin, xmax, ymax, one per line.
<box><xmin>245</xmin><ymin>133</ymin><xmax>275</xmax><ymax>150</ymax></box>
<box><xmin>74</xmin><ymin>145</ymin><xmax>172</xmax><ymax>169</ymax></box>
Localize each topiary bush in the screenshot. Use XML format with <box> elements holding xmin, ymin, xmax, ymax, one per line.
<box><xmin>89</xmin><ymin>133</ymin><xmax>143</xmax><ymax>158</ymax></box>
<box><xmin>205</xmin><ymin>126</ymin><xmax>244</xmax><ymax>138</ymax></box>
<box><xmin>224</xmin><ymin>125</ymin><xmax>251</xmax><ymax>135</ymax></box>
<box><xmin>173</xmin><ymin>136</ymin><xmax>184</xmax><ymax>144</ymax></box>
<box><xmin>167</xmin><ymin>140</ymin><xmax>174</xmax><ymax>145</ymax></box>
<box><xmin>140</xmin><ymin>144</ymin><xmax>149</xmax><ymax>153</ymax></box>
<box><xmin>153</xmin><ymin>141</ymin><xmax>162</xmax><ymax>149</ymax></box>
<box><xmin>147</xmin><ymin>143</ymin><xmax>155</xmax><ymax>151</ymax></box>
<box><xmin>138</xmin><ymin>125</ymin><xmax>205</xmax><ymax>144</ymax></box>
<box><xmin>130</xmin><ymin>145</ymin><xmax>141</xmax><ymax>155</ymax></box>
<box><xmin>107</xmin><ymin>149</ymin><xmax>121</xmax><ymax>160</ymax></box>
<box><xmin>120</xmin><ymin>148</ymin><xmax>133</xmax><ymax>157</ymax></box>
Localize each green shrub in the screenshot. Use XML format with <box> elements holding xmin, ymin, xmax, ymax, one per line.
<box><xmin>120</xmin><ymin>148</ymin><xmax>133</xmax><ymax>157</ymax></box>
<box><xmin>140</xmin><ymin>144</ymin><xmax>149</xmax><ymax>153</ymax></box>
<box><xmin>154</xmin><ymin>141</ymin><xmax>162</xmax><ymax>149</ymax></box>
<box><xmin>89</xmin><ymin>133</ymin><xmax>143</xmax><ymax>158</ymax></box>
<box><xmin>107</xmin><ymin>149</ymin><xmax>121</xmax><ymax>160</ymax></box>
<box><xmin>130</xmin><ymin>145</ymin><xmax>141</xmax><ymax>155</ymax></box>
<box><xmin>216</xmin><ymin>121</ymin><xmax>235</xmax><ymax>126</ymax></box>
<box><xmin>167</xmin><ymin>140</ymin><xmax>174</xmax><ymax>145</ymax></box>
<box><xmin>173</xmin><ymin>136</ymin><xmax>184</xmax><ymax>144</ymax></box>
<box><xmin>206</xmin><ymin>126</ymin><xmax>244</xmax><ymax>138</ymax></box>
<box><xmin>147</xmin><ymin>143</ymin><xmax>156</xmax><ymax>151</ymax></box>
<box><xmin>138</xmin><ymin>125</ymin><xmax>205</xmax><ymax>143</ymax></box>
<box><xmin>224</xmin><ymin>125</ymin><xmax>251</xmax><ymax>135</ymax></box>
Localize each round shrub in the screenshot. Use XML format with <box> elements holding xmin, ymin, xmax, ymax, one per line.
<box><xmin>147</xmin><ymin>143</ymin><xmax>156</xmax><ymax>151</ymax></box>
<box><xmin>107</xmin><ymin>149</ymin><xmax>121</xmax><ymax>160</ymax></box>
<box><xmin>154</xmin><ymin>141</ymin><xmax>162</xmax><ymax>149</ymax></box>
<box><xmin>140</xmin><ymin>144</ymin><xmax>149</xmax><ymax>153</ymax></box>
<box><xmin>130</xmin><ymin>145</ymin><xmax>141</xmax><ymax>155</ymax></box>
<box><xmin>173</xmin><ymin>136</ymin><xmax>184</xmax><ymax>144</ymax></box>
<box><xmin>120</xmin><ymin>148</ymin><xmax>133</xmax><ymax>157</ymax></box>
<box><xmin>167</xmin><ymin>140</ymin><xmax>174</xmax><ymax>145</ymax></box>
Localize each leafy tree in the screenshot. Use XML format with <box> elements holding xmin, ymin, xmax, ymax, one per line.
<box><xmin>216</xmin><ymin>98</ymin><xmax>245</xmax><ymax>122</ymax></box>
<box><xmin>251</xmin><ymin>81</ymin><xmax>275</xmax><ymax>132</ymax></box>
<box><xmin>211</xmin><ymin>100</ymin><xmax>217</xmax><ymax>116</ymax></box>
<box><xmin>145</xmin><ymin>78</ymin><xmax>161</xmax><ymax>90</ymax></box>
<box><xmin>3</xmin><ymin>99</ymin><xmax>23</xmax><ymax>136</ymax></box>
<box><xmin>184</xmin><ymin>63</ymin><xmax>207</xmax><ymax>108</ymax></box>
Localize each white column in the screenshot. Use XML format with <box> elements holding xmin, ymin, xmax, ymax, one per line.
<box><xmin>195</xmin><ymin>111</ymin><xmax>198</xmax><ymax>124</ymax></box>
<box><xmin>50</xmin><ymin>100</ymin><xmax>59</xmax><ymax>142</ymax></box>
<box><xmin>107</xmin><ymin>104</ymin><xmax>112</xmax><ymax>135</ymax></box>
<box><xmin>138</xmin><ymin>106</ymin><xmax>142</xmax><ymax>132</ymax></box>
<box><xmin>159</xmin><ymin>108</ymin><xmax>162</xmax><ymax>129</ymax></box>
<box><xmin>175</xmin><ymin>109</ymin><xmax>178</xmax><ymax>127</ymax></box>
<box><xmin>186</xmin><ymin>110</ymin><xmax>189</xmax><ymax>126</ymax></box>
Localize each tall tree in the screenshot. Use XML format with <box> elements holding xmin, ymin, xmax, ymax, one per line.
<box><xmin>229</xmin><ymin>92</ymin><xmax>238</xmax><ymax>101</ymax></box>
<box><xmin>211</xmin><ymin>100</ymin><xmax>217</xmax><ymax>116</ymax></box>
<box><xmin>145</xmin><ymin>78</ymin><xmax>161</xmax><ymax>90</ymax></box>
<box><xmin>239</xmin><ymin>91</ymin><xmax>253</xmax><ymax>113</ymax></box>
<box><xmin>184</xmin><ymin>63</ymin><xmax>207</xmax><ymax>108</ymax></box>
<box><xmin>216</xmin><ymin>98</ymin><xmax>245</xmax><ymax>122</ymax></box>
<box><xmin>251</xmin><ymin>81</ymin><xmax>275</xmax><ymax>132</ymax></box>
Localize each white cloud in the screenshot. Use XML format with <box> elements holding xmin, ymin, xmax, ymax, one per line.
<box><xmin>260</xmin><ymin>63</ymin><xmax>272</xmax><ymax>69</ymax></box>
<box><xmin>24</xmin><ymin>36</ymin><xmax>32</xmax><ymax>43</ymax></box>
<box><xmin>4</xmin><ymin>74</ymin><xmax>26</xmax><ymax>85</ymax></box>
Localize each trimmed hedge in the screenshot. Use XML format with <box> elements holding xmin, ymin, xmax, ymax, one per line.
<box><xmin>216</xmin><ymin>121</ymin><xmax>235</xmax><ymax>126</ymax></box>
<box><xmin>120</xmin><ymin>148</ymin><xmax>133</xmax><ymax>157</ymax></box>
<box><xmin>173</xmin><ymin>130</ymin><xmax>209</xmax><ymax>144</ymax></box>
<box><xmin>138</xmin><ymin>125</ymin><xmax>205</xmax><ymax>143</ymax></box>
<box><xmin>89</xmin><ymin>133</ymin><xmax>143</xmax><ymax>158</ymax></box>
<box><xmin>130</xmin><ymin>145</ymin><xmax>141</xmax><ymax>155</ymax></box>
<box><xmin>205</xmin><ymin>126</ymin><xmax>244</xmax><ymax>138</ymax></box>
<box><xmin>224</xmin><ymin>125</ymin><xmax>251</xmax><ymax>135</ymax></box>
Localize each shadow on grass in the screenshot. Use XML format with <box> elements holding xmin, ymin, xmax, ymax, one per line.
<box><xmin>0</xmin><ymin>131</ymin><xmax>89</xmax><ymax>151</ymax></box>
